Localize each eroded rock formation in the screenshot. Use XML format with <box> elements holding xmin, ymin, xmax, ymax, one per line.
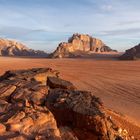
<box><xmin>0</xmin><ymin>38</ymin><xmax>48</xmax><ymax>57</ymax></box>
<box><xmin>0</xmin><ymin>68</ymin><xmax>132</xmax><ymax>139</ymax></box>
<box><xmin>120</xmin><ymin>44</ymin><xmax>140</xmax><ymax>60</ymax></box>
<box><xmin>51</xmin><ymin>33</ymin><xmax>117</xmax><ymax>58</ymax></box>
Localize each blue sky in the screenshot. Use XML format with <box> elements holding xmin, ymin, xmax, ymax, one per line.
<box><xmin>0</xmin><ymin>0</ymin><xmax>140</xmax><ymax>52</ymax></box>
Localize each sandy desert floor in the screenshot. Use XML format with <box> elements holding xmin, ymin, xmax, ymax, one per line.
<box><xmin>0</xmin><ymin>57</ymin><xmax>140</xmax><ymax>128</ymax></box>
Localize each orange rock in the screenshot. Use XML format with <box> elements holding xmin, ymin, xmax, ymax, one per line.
<box><xmin>0</xmin><ymin>123</ymin><xmax>6</xmax><ymax>134</ymax></box>
<box><xmin>0</xmin><ymin>38</ymin><xmax>48</xmax><ymax>57</ymax></box>
<box><xmin>51</xmin><ymin>33</ymin><xmax>117</xmax><ymax>58</ymax></box>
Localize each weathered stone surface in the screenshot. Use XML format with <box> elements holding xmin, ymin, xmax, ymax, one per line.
<box><xmin>30</xmin><ymin>86</ymin><xmax>48</xmax><ymax>105</ymax></box>
<box><xmin>0</xmin><ymin>99</ymin><xmax>11</xmax><ymax>113</ymax></box>
<box><xmin>46</xmin><ymin>89</ymin><xmax>115</xmax><ymax>140</ymax></box>
<box><xmin>0</xmin><ymin>68</ymin><xmax>132</xmax><ymax>140</ymax></box>
<box><xmin>59</xmin><ymin>127</ymin><xmax>78</xmax><ymax>140</ymax></box>
<box><xmin>47</xmin><ymin>77</ymin><xmax>76</xmax><ymax>90</ymax></box>
<box><xmin>120</xmin><ymin>44</ymin><xmax>140</xmax><ymax>60</ymax></box>
<box><xmin>0</xmin><ymin>68</ymin><xmax>59</xmax><ymax>84</ymax></box>
<box><xmin>0</xmin><ymin>38</ymin><xmax>48</xmax><ymax>57</ymax></box>
<box><xmin>51</xmin><ymin>33</ymin><xmax>117</xmax><ymax>58</ymax></box>
<box><xmin>0</xmin><ymin>68</ymin><xmax>61</xmax><ymax>140</ymax></box>
<box><xmin>0</xmin><ymin>85</ymin><xmax>16</xmax><ymax>100</ymax></box>
<box><xmin>0</xmin><ymin>123</ymin><xmax>6</xmax><ymax>134</ymax></box>
<box><xmin>1</xmin><ymin>106</ymin><xmax>61</xmax><ymax>140</ymax></box>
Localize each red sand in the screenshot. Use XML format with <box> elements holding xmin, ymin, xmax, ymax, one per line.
<box><xmin>0</xmin><ymin>57</ymin><xmax>140</xmax><ymax>128</ymax></box>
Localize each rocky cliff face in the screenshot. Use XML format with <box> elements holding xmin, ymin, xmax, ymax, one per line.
<box><xmin>0</xmin><ymin>38</ymin><xmax>48</xmax><ymax>57</ymax></box>
<box><xmin>120</xmin><ymin>44</ymin><xmax>140</xmax><ymax>60</ymax></box>
<box><xmin>51</xmin><ymin>34</ymin><xmax>117</xmax><ymax>58</ymax></box>
<box><xmin>0</xmin><ymin>68</ymin><xmax>133</xmax><ymax>140</ymax></box>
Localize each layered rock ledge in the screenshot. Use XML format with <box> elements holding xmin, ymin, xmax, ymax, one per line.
<box><xmin>0</xmin><ymin>68</ymin><xmax>133</xmax><ymax>140</ymax></box>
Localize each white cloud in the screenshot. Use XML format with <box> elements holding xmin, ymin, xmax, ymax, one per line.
<box><xmin>101</xmin><ymin>5</ymin><xmax>113</xmax><ymax>11</ymax></box>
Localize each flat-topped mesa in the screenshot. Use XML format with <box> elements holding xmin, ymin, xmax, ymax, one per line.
<box><xmin>120</xmin><ymin>43</ymin><xmax>140</xmax><ymax>60</ymax></box>
<box><xmin>51</xmin><ymin>33</ymin><xmax>117</xmax><ymax>58</ymax></box>
<box><xmin>0</xmin><ymin>38</ymin><xmax>48</xmax><ymax>57</ymax></box>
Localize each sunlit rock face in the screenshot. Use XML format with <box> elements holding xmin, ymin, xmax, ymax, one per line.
<box><xmin>120</xmin><ymin>44</ymin><xmax>140</xmax><ymax>60</ymax></box>
<box><xmin>51</xmin><ymin>33</ymin><xmax>117</xmax><ymax>58</ymax></box>
<box><xmin>0</xmin><ymin>68</ymin><xmax>131</xmax><ymax>140</ymax></box>
<box><xmin>0</xmin><ymin>38</ymin><xmax>48</xmax><ymax>57</ymax></box>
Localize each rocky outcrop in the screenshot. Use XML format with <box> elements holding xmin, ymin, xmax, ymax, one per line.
<box><xmin>0</xmin><ymin>68</ymin><xmax>132</xmax><ymax>139</ymax></box>
<box><xmin>51</xmin><ymin>33</ymin><xmax>117</xmax><ymax>58</ymax></box>
<box><xmin>47</xmin><ymin>77</ymin><xmax>76</xmax><ymax>90</ymax></box>
<box><xmin>0</xmin><ymin>38</ymin><xmax>48</xmax><ymax>57</ymax></box>
<box><xmin>120</xmin><ymin>44</ymin><xmax>140</xmax><ymax>60</ymax></box>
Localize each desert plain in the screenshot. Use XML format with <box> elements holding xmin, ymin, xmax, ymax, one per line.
<box><xmin>0</xmin><ymin>56</ymin><xmax>140</xmax><ymax>127</ymax></box>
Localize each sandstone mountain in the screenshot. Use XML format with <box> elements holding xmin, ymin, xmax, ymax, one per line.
<box><xmin>51</xmin><ymin>33</ymin><xmax>117</xmax><ymax>58</ymax></box>
<box><xmin>0</xmin><ymin>38</ymin><xmax>48</xmax><ymax>57</ymax></box>
<box><xmin>0</xmin><ymin>68</ymin><xmax>134</xmax><ymax>140</ymax></box>
<box><xmin>120</xmin><ymin>44</ymin><xmax>140</xmax><ymax>60</ymax></box>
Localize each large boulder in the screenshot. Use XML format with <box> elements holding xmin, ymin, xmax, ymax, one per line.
<box><xmin>50</xmin><ymin>33</ymin><xmax>117</xmax><ymax>58</ymax></box>
<box><xmin>120</xmin><ymin>44</ymin><xmax>140</xmax><ymax>60</ymax></box>
<box><xmin>46</xmin><ymin>89</ymin><xmax>117</xmax><ymax>140</ymax></box>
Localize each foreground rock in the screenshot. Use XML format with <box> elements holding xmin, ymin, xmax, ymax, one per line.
<box><xmin>0</xmin><ymin>38</ymin><xmax>48</xmax><ymax>57</ymax></box>
<box><xmin>50</xmin><ymin>33</ymin><xmax>117</xmax><ymax>58</ymax></box>
<box><xmin>47</xmin><ymin>76</ymin><xmax>76</xmax><ymax>90</ymax></box>
<box><xmin>120</xmin><ymin>44</ymin><xmax>140</xmax><ymax>60</ymax></box>
<box><xmin>0</xmin><ymin>68</ymin><xmax>133</xmax><ymax>139</ymax></box>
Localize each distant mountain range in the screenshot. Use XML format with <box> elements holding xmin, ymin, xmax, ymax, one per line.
<box><xmin>0</xmin><ymin>35</ymin><xmax>139</xmax><ymax>60</ymax></box>
<box><xmin>0</xmin><ymin>39</ymin><xmax>48</xmax><ymax>57</ymax></box>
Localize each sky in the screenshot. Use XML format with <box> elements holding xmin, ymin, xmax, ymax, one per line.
<box><xmin>0</xmin><ymin>0</ymin><xmax>140</xmax><ymax>52</ymax></box>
